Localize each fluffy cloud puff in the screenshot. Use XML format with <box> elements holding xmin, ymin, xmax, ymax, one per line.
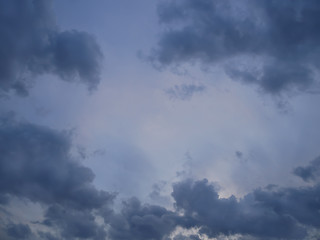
<box><xmin>0</xmin><ymin>121</ymin><xmax>113</xmax><ymax>209</ymax></box>
<box><xmin>171</xmin><ymin>178</ymin><xmax>320</xmax><ymax>239</ymax></box>
<box><xmin>0</xmin><ymin>0</ymin><xmax>102</xmax><ymax>96</ymax></box>
<box><xmin>104</xmin><ymin>174</ymin><xmax>320</xmax><ymax>240</ymax></box>
<box><xmin>153</xmin><ymin>0</ymin><xmax>320</xmax><ymax>95</ymax></box>
<box><xmin>0</xmin><ymin>119</ymin><xmax>114</xmax><ymax>239</ymax></box>
<box><xmin>105</xmin><ymin>197</ymin><xmax>179</xmax><ymax>240</ymax></box>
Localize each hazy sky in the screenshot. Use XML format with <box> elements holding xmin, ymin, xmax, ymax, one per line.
<box><xmin>1</xmin><ymin>1</ymin><xmax>320</xmax><ymax>239</ymax></box>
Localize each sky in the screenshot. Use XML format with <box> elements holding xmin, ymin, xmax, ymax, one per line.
<box><xmin>1</xmin><ymin>0</ymin><xmax>320</xmax><ymax>239</ymax></box>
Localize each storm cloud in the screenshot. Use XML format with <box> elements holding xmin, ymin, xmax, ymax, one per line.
<box><xmin>2</xmin><ymin>118</ymin><xmax>320</xmax><ymax>239</ymax></box>
<box><xmin>104</xmin><ymin>173</ymin><xmax>320</xmax><ymax>240</ymax></box>
<box><xmin>153</xmin><ymin>0</ymin><xmax>320</xmax><ymax>95</ymax></box>
<box><xmin>0</xmin><ymin>0</ymin><xmax>102</xmax><ymax>96</ymax></box>
<box><xmin>43</xmin><ymin>205</ymin><xmax>107</xmax><ymax>240</ymax></box>
<box><xmin>0</xmin><ymin>118</ymin><xmax>114</xmax><ymax>239</ymax></box>
<box><xmin>171</xmin><ymin>178</ymin><xmax>320</xmax><ymax>239</ymax></box>
<box><xmin>105</xmin><ymin>197</ymin><xmax>179</xmax><ymax>240</ymax></box>
<box><xmin>0</xmin><ymin>120</ymin><xmax>114</xmax><ymax>209</ymax></box>
<box><xmin>2</xmin><ymin>1</ymin><xmax>320</xmax><ymax>240</ymax></box>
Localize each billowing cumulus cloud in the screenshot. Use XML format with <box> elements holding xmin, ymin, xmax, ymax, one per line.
<box><xmin>0</xmin><ymin>121</ymin><xmax>114</xmax><ymax>209</ymax></box>
<box><xmin>2</xmin><ymin>117</ymin><xmax>320</xmax><ymax>240</ymax></box>
<box><xmin>105</xmin><ymin>197</ymin><xmax>179</xmax><ymax>240</ymax></box>
<box><xmin>0</xmin><ymin>0</ymin><xmax>102</xmax><ymax>96</ymax></box>
<box><xmin>153</xmin><ymin>0</ymin><xmax>320</xmax><ymax>95</ymax></box>
<box><xmin>0</xmin><ymin>118</ymin><xmax>114</xmax><ymax>239</ymax></box>
<box><xmin>170</xmin><ymin>178</ymin><xmax>320</xmax><ymax>239</ymax></box>
<box><xmin>3</xmin><ymin>1</ymin><xmax>320</xmax><ymax>240</ymax></box>
<box><xmin>104</xmin><ymin>173</ymin><xmax>320</xmax><ymax>240</ymax></box>
<box><xmin>43</xmin><ymin>205</ymin><xmax>107</xmax><ymax>240</ymax></box>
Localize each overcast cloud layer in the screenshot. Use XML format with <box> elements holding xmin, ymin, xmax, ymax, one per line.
<box><xmin>1</xmin><ymin>0</ymin><xmax>320</xmax><ymax>239</ymax></box>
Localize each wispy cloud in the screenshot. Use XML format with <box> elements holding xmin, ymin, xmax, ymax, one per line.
<box><xmin>165</xmin><ymin>84</ymin><xmax>206</xmax><ymax>100</ymax></box>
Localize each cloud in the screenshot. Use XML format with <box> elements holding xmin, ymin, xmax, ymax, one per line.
<box><xmin>153</xmin><ymin>0</ymin><xmax>320</xmax><ymax>95</ymax></box>
<box><xmin>43</xmin><ymin>205</ymin><xmax>107</xmax><ymax>240</ymax></box>
<box><xmin>0</xmin><ymin>0</ymin><xmax>102</xmax><ymax>96</ymax></box>
<box><xmin>0</xmin><ymin>118</ymin><xmax>114</xmax><ymax>239</ymax></box>
<box><xmin>235</xmin><ymin>151</ymin><xmax>243</xmax><ymax>159</ymax></box>
<box><xmin>104</xmin><ymin>165</ymin><xmax>320</xmax><ymax>240</ymax></box>
<box><xmin>2</xmin><ymin>117</ymin><xmax>320</xmax><ymax>239</ymax></box>
<box><xmin>170</xmin><ymin>177</ymin><xmax>320</xmax><ymax>239</ymax></box>
<box><xmin>171</xmin><ymin>234</ymin><xmax>200</xmax><ymax>240</ymax></box>
<box><xmin>105</xmin><ymin>197</ymin><xmax>179</xmax><ymax>240</ymax></box>
<box><xmin>165</xmin><ymin>84</ymin><xmax>206</xmax><ymax>100</ymax></box>
<box><xmin>5</xmin><ymin>223</ymin><xmax>32</xmax><ymax>240</ymax></box>
<box><xmin>0</xmin><ymin>121</ymin><xmax>114</xmax><ymax>210</ymax></box>
<box><xmin>294</xmin><ymin>156</ymin><xmax>320</xmax><ymax>182</ymax></box>
<box><xmin>37</xmin><ymin>231</ymin><xmax>59</xmax><ymax>240</ymax></box>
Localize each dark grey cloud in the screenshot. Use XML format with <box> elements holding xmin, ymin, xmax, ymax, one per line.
<box><xmin>0</xmin><ymin>121</ymin><xmax>114</xmax><ymax>210</ymax></box>
<box><xmin>5</xmin><ymin>223</ymin><xmax>32</xmax><ymax>240</ymax></box>
<box><xmin>37</xmin><ymin>231</ymin><xmax>59</xmax><ymax>240</ymax></box>
<box><xmin>171</xmin><ymin>179</ymin><xmax>318</xmax><ymax>239</ymax></box>
<box><xmin>2</xmin><ymin>117</ymin><xmax>320</xmax><ymax>240</ymax></box>
<box><xmin>37</xmin><ymin>231</ymin><xmax>60</xmax><ymax>240</ymax></box>
<box><xmin>253</xmin><ymin>185</ymin><xmax>320</xmax><ymax>230</ymax></box>
<box><xmin>153</xmin><ymin>0</ymin><xmax>320</xmax><ymax>95</ymax></box>
<box><xmin>2</xmin><ymin>120</ymin><xmax>320</xmax><ymax>240</ymax></box>
<box><xmin>294</xmin><ymin>156</ymin><xmax>320</xmax><ymax>182</ymax></box>
<box><xmin>43</xmin><ymin>205</ymin><xmax>107</xmax><ymax>240</ymax></box>
<box><xmin>102</xmin><ymin>177</ymin><xmax>320</xmax><ymax>240</ymax></box>
<box><xmin>105</xmin><ymin>197</ymin><xmax>179</xmax><ymax>240</ymax></box>
<box><xmin>104</xmin><ymin>167</ymin><xmax>320</xmax><ymax>240</ymax></box>
<box><xmin>0</xmin><ymin>119</ymin><xmax>114</xmax><ymax>239</ymax></box>
<box><xmin>165</xmin><ymin>84</ymin><xmax>205</xmax><ymax>100</ymax></box>
<box><xmin>0</xmin><ymin>0</ymin><xmax>102</xmax><ymax>96</ymax></box>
